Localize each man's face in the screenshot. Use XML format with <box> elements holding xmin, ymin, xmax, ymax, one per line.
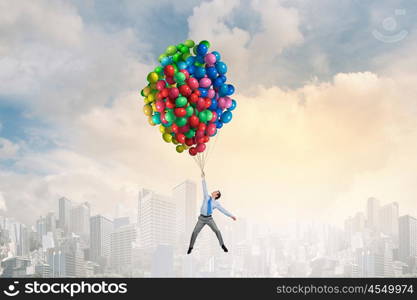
<box><xmin>211</xmin><ymin>191</ymin><xmax>220</xmax><ymax>200</ymax></box>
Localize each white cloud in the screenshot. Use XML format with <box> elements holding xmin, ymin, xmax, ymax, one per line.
<box><xmin>0</xmin><ymin>137</ymin><xmax>19</xmax><ymax>160</ymax></box>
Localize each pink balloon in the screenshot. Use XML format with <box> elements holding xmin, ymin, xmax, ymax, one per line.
<box><xmin>207</xmin><ymin>88</ymin><xmax>215</xmax><ymax>99</ymax></box>
<box><xmin>187</xmin><ymin>78</ymin><xmax>199</xmax><ymax>90</ymax></box>
<box><xmin>197</xmin><ymin>98</ymin><xmax>206</xmax><ymax>111</ymax></box>
<box><xmin>204</xmin><ymin>53</ymin><xmax>216</xmax><ymax>65</ymax></box>
<box><xmin>156</xmin><ymin>80</ymin><xmax>166</xmax><ymax>91</ymax></box>
<box><xmin>196</xmin><ymin>130</ymin><xmax>205</xmax><ymax>139</ymax></box>
<box><xmin>209</xmin><ymin>111</ymin><xmax>217</xmax><ymax>123</ymax></box>
<box><xmin>155</xmin><ymin>100</ymin><xmax>165</xmax><ymax>112</ymax></box>
<box><xmin>179</xmin><ymin>125</ymin><xmax>190</xmax><ymax>133</ymax></box>
<box><xmin>225</xmin><ymin>97</ymin><xmax>232</xmax><ymax>109</ymax></box>
<box><xmin>206</xmin><ymin>123</ymin><xmax>217</xmax><ymax>136</ymax></box>
<box><xmin>196</xmin><ymin>143</ymin><xmax>206</xmax><ymax>153</ymax></box>
<box><xmin>218</xmin><ymin>97</ymin><xmax>227</xmax><ymax>109</ymax></box>
<box><xmin>199</xmin><ymin>78</ymin><xmax>211</xmax><ymax>88</ymax></box>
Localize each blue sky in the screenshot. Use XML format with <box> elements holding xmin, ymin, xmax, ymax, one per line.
<box><xmin>0</xmin><ymin>0</ymin><xmax>416</xmax><ymax>224</ymax></box>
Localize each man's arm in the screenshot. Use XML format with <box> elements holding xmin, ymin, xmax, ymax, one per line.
<box><xmin>216</xmin><ymin>202</ymin><xmax>236</xmax><ymax>220</ymax></box>
<box><xmin>201</xmin><ymin>171</ymin><xmax>209</xmax><ymax>199</ymax></box>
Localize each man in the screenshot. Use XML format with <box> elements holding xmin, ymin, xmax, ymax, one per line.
<box><xmin>187</xmin><ymin>171</ymin><xmax>236</xmax><ymax>254</ymax></box>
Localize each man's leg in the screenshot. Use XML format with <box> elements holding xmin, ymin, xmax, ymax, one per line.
<box><xmin>207</xmin><ymin>217</ymin><xmax>225</xmax><ymax>247</ymax></box>
<box><xmin>188</xmin><ymin>217</ymin><xmax>206</xmax><ymax>251</ymax></box>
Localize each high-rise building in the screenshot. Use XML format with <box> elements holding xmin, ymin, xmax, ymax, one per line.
<box><xmin>172</xmin><ymin>180</ymin><xmax>197</xmax><ymax>246</ymax></box>
<box><xmin>47</xmin><ymin>237</ymin><xmax>86</xmax><ymax>277</ymax></box>
<box><xmin>151</xmin><ymin>245</ymin><xmax>174</xmax><ymax>277</ymax></box>
<box><xmin>70</xmin><ymin>202</ymin><xmax>90</xmax><ymax>242</ymax></box>
<box><xmin>110</xmin><ymin>224</ymin><xmax>136</xmax><ymax>275</ymax></box>
<box><xmin>14</xmin><ymin>223</ymin><xmax>30</xmax><ymax>257</ymax></box>
<box><xmin>379</xmin><ymin>202</ymin><xmax>399</xmax><ymax>242</ymax></box>
<box><xmin>398</xmin><ymin>215</ymin><xmax>417</xmax><ymax>270</ymax></box>
<box><xmin>366</xmin><ymin>197</ymin><xmax>380</xmax><ymax>230</ymax></box>
<box><xmin>90</xmin><ymin>215</ymin><xmax>113</xmax><ymax>266</ymax></box>
<box><xmin>138</xmin><ymin>189</ymin><xmax>176</xmax><ymax>251</ymax></box>
<box><xmin>0</xmin><ymin>257</ymin><xmax>31</xmax><ymax>277</ymax></box>
<box><xmin>36</xmin><ymin>212</ymin><xmax>56</xmax><ymax>242</ymax></box>
<box><xmin>58</xmin><ymin>197</ymin><xmax>72</xmax><ymax>234</ymax></box>
<box><xmin>113</xmin><ymin>217</ymin><xmax>130</xmax><ymax>230</ymax></box>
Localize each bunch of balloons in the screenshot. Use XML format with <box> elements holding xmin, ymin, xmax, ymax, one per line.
<box><xmin>141</xmin><ymin>39</ymin><xmax>236</xmax><ymax>156</ymax></box>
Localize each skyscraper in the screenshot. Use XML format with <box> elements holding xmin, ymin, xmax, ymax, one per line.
<box><xmin>379</xmin><ymin>202</ymin><xmax>399</xmax><ymax>242</ymax></box>
<box><xmin>398</xmin><ymin>215</ymin><xmax>417</xmax><ymax>270</ymax></box>
<box><xmin>70</xmin><ymin>202</ymin><xmax>90</xmax><ymax>242</ymax></box>
<box><xmin>110</xmin><ymin>224</ymin><xmax>136</xmax><ymax>275</ymax></box>
<box><xmin>366</xmin><ymin>197</ymin><xmax>380</xmax><ymax>230</ymax></box>
<box><xmin>58</xmin><ymin>197</ymin><xmax>72</xmax><ymax>234</ymax></box>
<box><xmin>138</xmin><ymin>189</ymin><xmax>176</xmax><ymax>251</ymax></box>
<box><xmin>90</xmin><ymin>215</ymin><xmax>113</xmax><ymax>266</ymax></box>
<box><xmin>172</xmin><ymin>180</ymin><xmax>197</xmax><ymax>246</ymax></box>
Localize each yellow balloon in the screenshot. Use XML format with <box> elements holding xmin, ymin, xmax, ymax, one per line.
<box><xmin>148</xmin><ymin>116</ymin><xmax>156</xmax><ymax>126</ymax></box>
<box><xmin>159</xmin><ymin>125</ymin><xmax>166</xmax><ymax>133</ymax></box>
<box><xmin>176</xmin><ymin>145</ymin><xmax>184</xmax><ymax>153</ymax></box>
<box><xmin>183</xmin><ymin>145</ymin><xmax>189</xmax><ymax>150</ymax></box>
<box><xmin>164</xmin><ymin>126</ymin><xmax>172</xmax><ymax>133</ymax></box>
<box><xmin>150</xmin><ymin>83</ymin><xmax>157</xmax><ymax>90</ymax></box>
<box><xmin>172</xmin><ymin>138</ymin><xmax>179</xmax><ymax>145</ymax></box>
<box><xmin>142</xmin><ymin>86</ymin><xmax>151</xmax><ymax>97</ymax></box>
<box><xmin>143</xmin><ymin>104</ymin><xmax>152</xmax><ymax>116</ymax></box>
<box><xmin>163</xmin><ymin>133</ymin><xmax>172</xmax><ymax>143</ymax></box>
<box><xmin>147</xmin><ymin>72</ymin><xmax>159</xmax><ymax>83</ymax></box>
<box><xmin>147</xmin><ymin>92</ymin><xmax>155</xmax><ymax>103</ymax></box>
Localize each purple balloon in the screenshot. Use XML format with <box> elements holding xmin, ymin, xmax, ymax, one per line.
<box><xmin>199</xmin><ymin>77</ymin><xmax>212</xmax><ymax>88</ymax></box>
<box><xmin>204</xmin><ymin>53</ymin><xmax>216</xmax><ymax>65</ymax></box>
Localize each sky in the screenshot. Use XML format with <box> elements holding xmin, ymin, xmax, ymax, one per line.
<box><xmin>0</xmin><ymin>0</ymin><xmax>416</xmax><ymax>226</ymax></box>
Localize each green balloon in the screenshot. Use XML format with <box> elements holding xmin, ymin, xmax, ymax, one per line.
<box><xmin>185</xmin><ymin>129</ymin><xmax>196</xmax><ymax>138</ymax></box>
<box><xmin>165</xmin><ymin>111</ymin><xmax>175</xmax><ymax>123</ymax></box>
<box><xmin>185</xmin><ymin>106</ymin><xmax>194</xmax><ymax>117</ymax></box>
<box><xmin>166</xmin><ymin>45</ymin><xmax>177</xmax><ymax>56</ymax></box>
<box><xmin>154</xmin><ymin>66</ymin><xmax>163</xmax><ymax>75</ymax></box>
<box><xmin>176</xmin><ymin>43</ymin><xmax>185</xmax><ymax>50</ymax></box>
<box><xmin>184</xmin><ymin>39</ymin><xmax>195</xmax><ymax>48</ymax></box>
<box><xmin>194</xmin><ymin>62</ymin><xmax>204</xmax><ymax>67</ymax></box>
<box><xmin>179</xmin><ymin>46</ymin><xmax>189</xmax><ymax>54</ymax></box>
<box><xmin>173</xmin><ymin>52</ymin><xmax>181</xmax><ymax>63</ymax></box>
<box><xmin>205</xmin><ymin>110</ymin><xmax>213</xmax><ymax>122</ymax></box>
<box><xmin>175</xmin><ymin>96</ymin><xmax>187</xmax><ymax>107</ymax></box>
<box><xmin>176</xmin><ymin>117</ymin><xmax>187</xmax><ymax>127</ymax></box>
<box><xmin>174</xmin><ymin>72</ymin><xmax>186</xmax><ymax>83</ymax></box>
<box><xmin>182</xmin><ymin>53</ymin><xmax>191</xmax><ymax>61</ymax></box>
<box><xmin>192</xmin><ymin>45</ymin><xmax>198</xmax><ymax>55</ymax></box>
<box><xmin>200</xmin><ymin>40</ymin><xmax>210</xmax><ymax>48</ymax></box>
<box><xmin>158</xmin><ymin>53</ymin><xmax>167</xmax><ymax>62</ymax></box>
<box><xmin>199</xmin><ymin>110</ymin><xmax>207</xmax><ymax>122</ymax></box>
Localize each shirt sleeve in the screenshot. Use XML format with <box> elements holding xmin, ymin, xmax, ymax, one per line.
<box><xmin>216</xmin><ymin>202</ymin><xmax>234</xmax><ymax>218</ymax></box>
<box><xmin>202</xmin><ymin>178</ymin><xmax>209</xmax><ymax>199</ymax></box>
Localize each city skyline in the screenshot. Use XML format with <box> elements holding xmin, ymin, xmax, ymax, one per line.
<box><xmin>0</xmin><ymin>179</ymin><xmax>416</xmax><ymax>278</ymax></box>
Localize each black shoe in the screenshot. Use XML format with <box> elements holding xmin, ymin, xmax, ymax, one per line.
<box><xmin>221</xmin><ymin>245</ymin><xmax>228</xmax><ymax>252</ymax></box>
<box><xmin>187</xmin><ymin>247</ymin><xmax>193</xmax><ymax>254</ymax></box>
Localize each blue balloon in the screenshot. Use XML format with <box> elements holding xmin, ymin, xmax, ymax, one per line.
<box><xmin>215</xmin><ymin>61</ymin><xmax>227</xmax><ymax>74</ymax></box>
<box><xmin>198</xmin><ymin>87</ymin><xmax>208</xmax><ymax>97</ymax></box>
<box><xmin>194</xmin><ymin>66</ymin><xmax>206</xmax><ymax>79</ymax></box>
<box><xmin>196</xmin><ymin>55</ymin><xmax>205</xmax><ymax>64</ymax></box>
<box><xmin>206</xmin><ymin>66</ymin><xmax>218</xmax><ymax>80</ymax></box>
<box><xmin>209</xmin><ymin>98</ymin><xmax>218</xmax><ymax>110</ymax></box>
<box><xmin>219</xmin><ymin>75</ymin><xmax>227</xmax><ymax>83</ymax></box>
<box><xmin>177</xmin><ymin>61</ymin><xmax>187</xmax><ymax>70</ymax></box>
<box><xmin>211</xmin><ymin>51</ymin><xmax>221</xmax><ymax>62</ymax></box>
<box><xmin>186</xmin><ymin>56</ymin><xmax>195</xmax><ymax>66</ymax></box>
<box><xmin>216</xmin><ymin>121</ymin><xmax>223</xmax><ymax>129</ymax></box>
<box><xmin>227</xmin><ymin>84</ymin><xmax>235</xmax><ymax>96</ymax></box>
<box><xmin>197</xmin><ymin>43</ymin><xmax>208</xmax><ymax>56</ymax></box>
<box><xmin>187</xmin><ymin>65</ymin><xmax>196</xmax><ymax>75</ymax></box>
<box><xmin>152</xmin><ymin>114</ymin><xmax>161</xmax><ymax>125</ymax></box>
<box><xmin>213</xmin><ymin>77</ymin><xmax>223</xmax><ymax>88</ymax></box>
<box><xmin>216</xmin><ymin>108</ymin><xmax>223</xmax><ymax>119</ymax></box>
<box><xmin>161</xmin><ymin>56</ymin><xmax>171</xmax><ymax>67</ymax></box>
<box><xmin>228</xmin><ymin>99</ymin><xmax>237</xmax><ymax>111</ymax></box>
<box><xmin>221</xmin><ymin>111</ymin><xmax>233</xmax><ymax>123</ymax></box>
<box><xmin>219</xmin><ymin>84</ymin><xmax>229</xmax><ymax>96</ymax></box>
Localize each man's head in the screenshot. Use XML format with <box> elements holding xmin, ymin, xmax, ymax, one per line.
<box><xmin>211</xmin><ymin>190</ymin><xmax>221</xmax><ymax>200</ymax></box>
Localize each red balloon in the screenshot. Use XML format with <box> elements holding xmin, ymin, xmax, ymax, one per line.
<box><xmin>203</xmin><ymin>136</ymin><xmax>210</xmax><ymax>143</ymax></box>
<box><xmin>155</xmin><ymin>100</ymin><xmax>165</xmax><ymax>112</ymax></box>
<box><xmin>187</xmin><ymin>78</ymin><xmax>199</xmax><ymax>90</ymax></box>
<box><xmin>174</xmin><ymin>107</ymin><xmax>187</xmax><ymax>117</ymax></box>
<box><xmin>156</xmin><ymin>80</ymin><xmax>166</xmax><ymax>91</ymax></box>
<box><xmin>179</xmin><ymin>124</ymin><xmax>190</xmax><ymax>133</ymax></box>
<box><xmin>161</xmin><ymin>88</ymin><xmax>169</xmax><ymax>98</ymax></box>
<box><xmin>176</xmin><ymin>133</ymin><xmax>186</xmax><ymax>144</ymax></box>
<box><xmin>194</xmin><ymin>90</ymin><xmax>201</xmax><ymax>97</ymax></box>
<box><xmin>166</xmin><ymin>99</ymin><xmax>175</xmax><ymax>109</ymax></box>
<box><xmin>171</xmin><ymin>123</ymin><xmax>179</xmax><ymax>134</ymax></box>
<box><xmin>156</xmin><ymin>91</ymin><xmax>164</xmax><ymax>101</ymax></box>
<box><xmin>197</xmin><ymin>98</ymin><xmax>206</xmax><ymax>111</ymax></box>
<box><xmin>197</xmin><ymin>137</ymin><xmax>205</xmax><ymax>144</ymax></box>
<box><xmin>179</xmin><ymin>69</ymin><xmax>190</xmax><ymax>79</ymax></box>
<box><xmin>185</xmin><ymin>138</ymin><xmax>194</xmax><ymax>146</ymax></box>
<box><xmin>166</xmin><ymin>76</ymin><xmax>175</xmax><ymax>85</ymax></box>
<box><xmin>168</xmin><ymin>87</ymin><xmax>179</xmax><ymax>99</ymax></box>
<box><xmin>205</xmin><ymin>98</ymin><xmax>212</xmax><ymax>109</ymax></box>
<box><xmin>164</xmin><ymin>65</ymin><xmax>175</xmax><ymax>77</ymax></box>
<box><xmin>160</xmin><ymin>112</ymin><xmax>167</xmax><ymax>124</ymax></box>
<box><xmin>189</xmin><ymin>147</ymin><xmax>198</xmax><ymax>156</ymax></box>
<box><xmin>206</xmin><ymin>123</ymin><xmax>216</xmax><ymax>136</ymax></box>
<box><xmin>210</xmin><ymin>111</ymin><xmax>217</xmax><ymax>122</ymax></box>
<box><xmin>189</xmin><ymin>93</ymin><xmax>199</xmax><ymax>104</ymax></box>
<box><xmin>196</xmin><ymin>129</ymin><xmax>205</xmax><ymax>139</ymax></box>
<box><xmin>189</xmin><ymin>115</ymin><xmax>199</xmax><ymax>128</ymax></box>
<box><xmin>179</xmin><ymin>84</ymin><xmax>192</xmax><ymax>97</ymax></box>
<box><xmin>196</xmin><ymin>143</ymin><xmax>206</xmax><ymax>153</ymax></box>
<box><xmin>198</xmin><ymin>123</ymin><xmax>206</xmax><ymax>132</ymax></box>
